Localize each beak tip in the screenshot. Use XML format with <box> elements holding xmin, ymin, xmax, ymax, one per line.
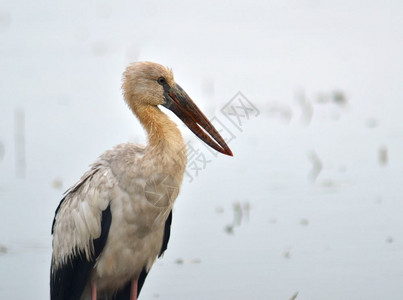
<box><xmin>224</xmin><ymin>148</ymin><xmax>233</xmax><ymax>156</ymax></box>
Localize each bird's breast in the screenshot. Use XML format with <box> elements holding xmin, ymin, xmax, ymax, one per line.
<box><xmin>92</xmin><ymin>180</ymin><xmax>176</xmax><ymax>291</ymax></box>
<box><xmin>90</xmin><ymin>143</ymin><xmax>186</xmax><ymax>291</ymax></box>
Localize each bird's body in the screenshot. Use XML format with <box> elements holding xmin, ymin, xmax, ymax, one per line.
<box><xmin>51</xmin><ymin>62</ymin><xmax>231</xmax><ymax>299</ymax></box>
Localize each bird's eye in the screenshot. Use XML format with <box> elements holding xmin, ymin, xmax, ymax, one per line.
<box><xmin>157</xmin><ymin>77</ymin><xmax>167</xmax><ymax>85</ymax></box>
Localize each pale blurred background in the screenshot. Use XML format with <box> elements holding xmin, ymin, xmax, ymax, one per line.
<box><xmin>1</xmin><ymin>1</ymin><xmax>403</xmax><ymax>299</ymax></box>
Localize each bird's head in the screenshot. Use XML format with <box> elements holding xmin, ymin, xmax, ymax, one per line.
<box><xmin>122</xmin><ymin>61</ymin><xmax>232</xmax><ymax>156</ymax></box>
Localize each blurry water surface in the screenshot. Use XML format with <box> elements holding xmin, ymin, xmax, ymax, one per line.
<box><xmin>1</xmin><ymin>1</ymin><xmax>403</xmax><ymax>299</ymax></box>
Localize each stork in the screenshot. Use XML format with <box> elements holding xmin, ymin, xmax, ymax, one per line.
<box><xmin>50</xmin><ymin>61</ymin><xmax>232</xmax><ymax>300</ymax></box>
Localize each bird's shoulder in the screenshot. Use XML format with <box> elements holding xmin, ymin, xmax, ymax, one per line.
<box><xmin>100</xmin><ymin>142</ymin><xmax>146</xmax><ymax>163</ymax></box>
<box><xmin>51</xmin><ymin>143</ymin><xmax>145</xmax><ymax>235</ymax></box>
<box><xmin>51</xmin><ymin>142</ymin><xmax>147</xmax><ymax>243</ymax></box>
<box><xmin>51</xmin><ymin>148</ymin><xmax>127</xmax><ymax>263</ymax></box>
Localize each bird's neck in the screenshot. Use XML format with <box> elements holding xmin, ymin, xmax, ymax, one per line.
<box><xmin>135</xmin><ymin>105</ymin><xmax>187</xmax><ymax>173</ymax></box>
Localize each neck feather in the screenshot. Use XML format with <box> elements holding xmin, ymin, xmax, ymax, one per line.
<box><xmin>133</xmin><ymin>105</ymin><xmax>187</xmax><ymax>172</ymax></box>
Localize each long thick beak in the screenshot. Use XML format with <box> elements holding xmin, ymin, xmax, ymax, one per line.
<box><xmin>162</xmin><ymin>84</ymin><xmax>233</xmax><ymax>156</ymax></box>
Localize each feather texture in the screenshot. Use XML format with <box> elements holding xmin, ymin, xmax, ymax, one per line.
<box><xmin>51</xmin><ymin>142</ymin><xmax>184</xmax><ymax>299</ymax></box>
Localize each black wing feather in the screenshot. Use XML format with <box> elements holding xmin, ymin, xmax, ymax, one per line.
<box><xmin>159</xmin><ymin>210</ymin><xmax>172</xmax><ymax>257</ymax></box>
<box><xmin>51</xmin><ymin>207</ymin><xmax>172</xmax><ymax>299</ymax></box>
<box><xmin>50</xmin><ymin>205</ymin><xmax>112</xmax><ymax>300</ymax></box>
